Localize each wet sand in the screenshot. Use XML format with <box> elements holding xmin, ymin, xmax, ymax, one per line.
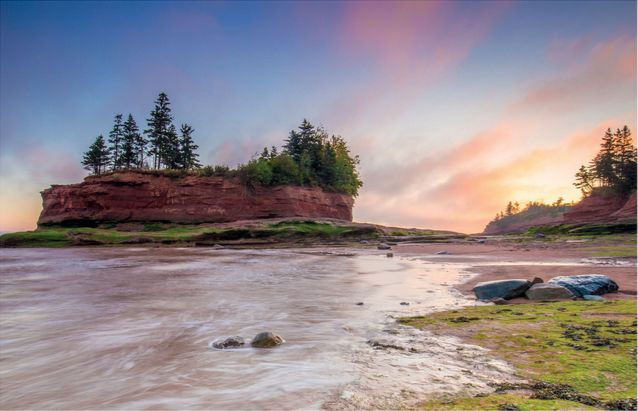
<box><xmin>395</xmin><ymin>242</ymin><xmax>637</xmax><ymax>302</ymax></box>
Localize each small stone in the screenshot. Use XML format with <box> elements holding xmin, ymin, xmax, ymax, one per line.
<box><xmin>386</xmin><ymin>252</ymin><xmax>393</xmax><ymax>258</ymax></box>
<box><xmin>355</xmin><ymin>302</ymin><xmax>364</xmax><ymax>306</ymax></box>
<box><xmin>535</xmin><ymin>233</ymin><xmax>546</xmax><ymax>238</ymax></box>
<box><xmin>377</xmin><ymin>243</ymin><xmax>391</xmax><ymax>250</ymax></box>
<box><xmin>490</xmin><ymin>298</ymin><xmax>509</xmax><ymax>305</ymax></box>
<box><xmin>477</xmin><ymin>239</ymin><xmax>486</xmax><ymax>244</ymax></box>
<box><xmin>211</xmin><ymin>336</ymin><xmax>245</xmax><ymax>349</ymax></box>
<box><xmin>251</xmin><ymin>331</ymin><xmax>285</xmax><ymax>348</ymax></box>
<box><xmin>531</xmin><ymin>277</ymin><xmax>544</xmax><ymax>285</ymax></box>
<box><xmin>436</xmin><ymin>251</ymin><xmax>450</xmax><ymax>255</ymax></box>
<box><xmin>400</xmin><ymin>302</ymin><xmax>410</xmax><ymax>306</ymax></box>
<box><xmin>582</xmin><ymin>294</ymin><xmax>606</xmax><ymax>301</ymax></box>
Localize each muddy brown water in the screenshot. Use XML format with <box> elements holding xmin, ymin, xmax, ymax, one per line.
<box><xmin>0</xmin><ymin>248</ymin><xmax>516</xmax><ymax>410</ymax></box>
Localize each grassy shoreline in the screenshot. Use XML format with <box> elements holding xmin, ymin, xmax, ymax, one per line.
<box><xmin>400</xmin><ymin>301</ymin><xmax>637</xmax><ymax>410</ymax></box>
<box><xmin>0</xmin><ymin>219</ymin><xmax>466</xmax><ymax>248</ymax></box>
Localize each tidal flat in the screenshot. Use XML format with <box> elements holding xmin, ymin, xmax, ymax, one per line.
<box><xmin>0</xmin><ymin>242</ymin><xmax>635</xmax><ymax>410</ymax></box>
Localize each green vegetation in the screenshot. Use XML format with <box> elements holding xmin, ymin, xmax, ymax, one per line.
<box><xmin>0</xmin><ymin>220</ymin><xmax>382</xmax><ymax>248</ymax></box>
<box><xmin>489</xmin><ymin>199</ymin><xmax>573</xmax><ymax>231</ymax></box>
<box><xmin>574</xmin><ymin>126</ymin><xmax>636</xmax><ymax>197</ymax></box>
<box><xmin>400</xmin><ymin>301</ymin><xmax>637</xmax><ymax>410</ymax></box>
<box><xmin>420</xmin><ymin>394</ymin><xmax>597</xmax><ymax>411</ymax></box>
<box><xmin>526</xmin><ymin>223</ymin><xmax>636</xmax><ymax>236</ymax></box>
<box><xmin>82</xmin><ymin>96</ymin><xmax>362</xmax><ymax>196</ymax></box>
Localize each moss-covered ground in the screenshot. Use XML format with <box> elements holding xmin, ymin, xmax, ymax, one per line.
<box><xmin>400</xmin><ymin>301</ymin><xmax>637</xmax><ymax>410</ymax></box>
<box><xmin>0</xmin><ymin>219</ymin><xmax>475</xmax><ymax>248</ymax></box>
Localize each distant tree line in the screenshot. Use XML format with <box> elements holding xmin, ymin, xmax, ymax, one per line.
<box><xmin>82</xmin><ymin>101</ymin><xmax>362</xmax><ymax>196</ymax></box>
<box><xmin>82</xmin><ymin>92</ymin><xmax>200</xmax><ymax>174</ymax></box>
<box><xmin>491</xmin><ymin>198</ymin><xmax>573</xmax><ymax>223</ymax></box>
<box><xmin>574</xmin><ymin>126</ymin><xmax>637</xmax><ymax>197</ymax></box>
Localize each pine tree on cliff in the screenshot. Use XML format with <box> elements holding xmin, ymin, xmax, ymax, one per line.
<box><xmin>162</xmin><ymin>124</ymin><xmax>181</xmax><ymax>169</ymax></box>
<box><xmin>108</xmin><ymin>114</ymin><xmax>124</xmax><ymax>170</ymax></box>
<box><xmin>120</xmin><ymin>114</ymin><xmax>140</xmax><ymax>169</ymax></box>
<box><xmin>614</xmin><ymin>126</ymin><xmax>637</xmax><ymax>195</ymax></box>
<box><xmin>82</xmin><ymin>135</ymin><xmax>110</xmax><ymax>175</ymax></box>
<box><xmin>179</xmin><ymin>123</ymin><xmax>200</xmax><ymax>169</ymax></box>
<box><xmin>145</xmin><ymin>92</ymin><xmax>174</xmax><ymax>169</ymax></box>
<box><xmin>590</xmin><ymin>128</ymin><xmax>616</xmax><ymax>187</ymax></box>
<box><xmin>574</xmin><ymin>165</ymin><xmax>593</xmax><ymax>196</ymax></box>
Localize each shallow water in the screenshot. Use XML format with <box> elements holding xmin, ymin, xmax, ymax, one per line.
<box><xmin>0</xmin><ymin>248</ymin><xmax>514</xmax><ymax>409</ymax></box>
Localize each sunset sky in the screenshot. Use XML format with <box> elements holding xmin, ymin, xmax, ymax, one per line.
<box><xmin>0</xmin><ymin>1</ymin><xmax>636</xmax><ymax>233</ymax></box>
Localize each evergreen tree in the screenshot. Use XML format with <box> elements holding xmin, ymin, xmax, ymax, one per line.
<box><xmin>574</xmin><ymin>165</ymin><xmax>593</xmax><ymax>196</ymax></box>
<box><xmin>505</xmin><ymin>201</ymin><xmax>514</xmax><ymax>216</ymax></box>
<box><xmin>178</xmin><ymin>123</ymin><xmax>200</xmax><ymax>170</ymax></box>
<box><xmin>108</xmin><ymin>114</ymin><xmax>124</xmax><ymax>170</ymax></box>
<box><xmin>145</xmin><ymin>92</ymin><xmax>174</xmax><ymax>169</ymax></box>
<box><xmin>163</xmin><ymin>124</ymin><xmax>181</xmax><ymax>169</ymax></box>
<box><xmin>82</xmin><ymin>135</ymin><xmax>110</xmax><ymax>175</ymax></box>
<box><xmin>120</xmin><ymin>114</ymin><xmax>139</xmax><ymax>169</ymax></box>
<box><xmin>614</xmin><ymin>126</ymin><xmax>637</xmax><ymax>195</ymax></box>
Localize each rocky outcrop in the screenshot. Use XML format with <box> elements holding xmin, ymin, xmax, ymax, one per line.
<box><xmin>37</xmin><ymin>172</ymin><xmax>353</xmax><ymax>226</ymax></box>
<box><xmin>483</xmin><ymin>191</ymin><xmax>636</xmax><ymax>234</ymax></box>
<box><xmin>562</xmin><ymin>193</ymin><xmax>628</xmax><ymax>224</ymax></box>
<box><xmin>483</xmin><ymin>214</ymin><xmax>564</xmax><ymax>235</ymax></box>
<box><xmin>610</xmin><ymin>192</ymin><xmax>637</xmax><ymax>221</ymax></box>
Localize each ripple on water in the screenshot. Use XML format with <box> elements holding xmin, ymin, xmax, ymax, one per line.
<box><xmin>0</xmin><ymin>247</ymin><xmax>516</xmax><ymax>409</ymax></box>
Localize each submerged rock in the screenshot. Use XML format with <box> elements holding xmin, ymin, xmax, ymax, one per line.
<box><xmin>251</xmin><ymin>331</ymin><xmax>285</xmax><ymax>348</ymax></box>
<box><xmin>211</xmin><ymin>336</ymin><xmax>245</xmax><ymax>349</ymax></box>
<box><xmin>473</xmin><ymin>279</ymin><xmax>532</xmax><ymax>301</ymax></box>
<box><xmin>525</xmin><ymin>283</ymin><xmax>574</xmax><ymax>300</ymax></box>
<box><xmin>548</xmin><ymin>274</ymin><xmax>619</xmax><ymax>297</ymax></box>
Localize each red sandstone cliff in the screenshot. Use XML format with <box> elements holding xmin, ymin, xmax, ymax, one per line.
<box><xmin>37</xmin><ymin>172</ymin><xmax>353</xmax><ymax>226</ymax></box>
<box><xmin>483</xmin><ymin>192</ymin><xmax>636</xmax><ymax>234</ymax></box>
<box><xmin>562</xmin><ymin>193</ymin><xmax>627</xmax><ymax>224</ymax></box>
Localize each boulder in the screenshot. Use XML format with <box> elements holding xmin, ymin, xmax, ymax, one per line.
<box><xmin>548</xmin><ymin>274</ymin><xmax>619</xmax><ymax>297</ymax></box>
<box><xmin>251</xmin><ymin>332</ymin><xmax>285</xmax><ymax>348</ymax></box>
<box><xmin>525</xmin><ymin>283</ymin><xmax>574</xmax><ymax>300</ymax></box>
<box><xmin>473</xmin><ymin>279</ymin><xmax>532</xmax><ymax>301</ymax></box>
<box><xmin>211</xmin><ymin>336</ymin><xmax>245</xmax><ymax>349</ymax></box>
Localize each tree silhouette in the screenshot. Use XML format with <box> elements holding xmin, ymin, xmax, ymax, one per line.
<box><xmin>82</xmin><ymin>135</ymin><xmax>110</xmax><ymax>175</ymax></box>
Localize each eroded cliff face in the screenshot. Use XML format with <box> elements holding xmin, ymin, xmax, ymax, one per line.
<box><xmin>37</xmin><ymin>172</ymin><xmax>353</xmax><ymax>226</ymax></box>
<box><xmin>483</xmin><ymin>192</ymin><xmax>636</xmax><ymax>234</ymax></box>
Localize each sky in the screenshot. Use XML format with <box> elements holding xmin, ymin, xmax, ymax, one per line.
<box><xmin>0</xmin><ymin>0</ymin><xmax>636</xmax><ymax>233</ymax></box>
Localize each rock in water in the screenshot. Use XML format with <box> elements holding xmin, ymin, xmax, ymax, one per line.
<box><xmin>436</xmin><ymin>251</ymin><xmax>450</xmax><ymax>255</ymax></box>
<box><xmin>377</xmin><ymin>243</ymin><xmax>391</xmax><ymax>250</ymax></box>
<box><xmin>525</xmin><ymin>283</ymin><xmax>574</xmax><ymax>300</ymax></box>
<box><xmin>211</xmin><ymin>336</ymin><xmax>245</xmax><ymax>349</ymax></box>
<box><xmin>386</xmin><ymin>252</ymin><xmax>393</xmax><ymax>258</ymax></box>
<box><xmin>251</xmin><ymin>332</ymin><xmax>285</xmax><ymax>348</ymax></box>
<box><xmin>548</xmin><ymin>274</ymin><xmax>619</xmax><ymax>297</ymax></box>
<box><xmin>473</xmin><ymin>279</ymin><xmax>532</xmax><ymax>301</ymax></box>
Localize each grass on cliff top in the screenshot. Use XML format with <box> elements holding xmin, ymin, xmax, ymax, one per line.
<box><xmin>0</xmin><ymin>220</ymin><xmax>381</xmax><ymax>247</ymax></box>
<box><xmin>399</xmin><ymin>301</ymin><xmax>637</xmax><ymax>410</ymax></box>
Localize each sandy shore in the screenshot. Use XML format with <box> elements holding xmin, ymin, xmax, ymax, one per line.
<box><xmin>394</xmin><ymin>241</ymin><xmax>637</xmax><ymax>302</ymax></box>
